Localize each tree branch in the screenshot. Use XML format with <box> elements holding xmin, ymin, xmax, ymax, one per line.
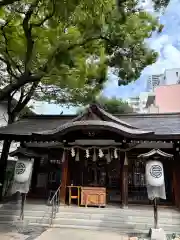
<box><xmin>0</xmin><ymin>35</ymin><xmax>112</xmax><ymax>101</ymax></box>
<box><xmin>1</xmin><ymin>23</ymin><xmax>22</xmax><ymax>76</ymax></box>
<box><xmin>32</xmin><ymin>0</ymin><xmax>55</xmax><ymax>27</ymax></box>
<box><xmin>12</xmin><ymin>81</ymin><xmax>39</xmax><ymax>115</ymax></box>
<box><xmin>23</xmin><ymin>0</ymin><xmax>39</xmax><ymax>72</ymax></box>
<box><xmin>0</xmin><ymin>0</ymin><xmax>20</xmax><ymax>8</ymax></box>
<box><xmin>41</xmin><ymin>35</ymin><xmax>111</xmax><ymax>73</ymax></box>
<box><xmin>0</xmin><ymin>73</ymin><xmax>42</xmax><ymax>101</ymax></box>
<box><xmin>7</xmin><ymin>88</ymin><xmax>18</xmax><ymax>117</ymax></box>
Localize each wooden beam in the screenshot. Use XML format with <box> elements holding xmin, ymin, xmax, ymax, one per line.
<box><xmin>60</xmin><ymin>151</ymin><xmax>69</xmax><ymax>204</ymax></box>
<box><xmin>121</xmin><ymin>152</ymin><xmax>128</xmax><ymax>208</ymax></box>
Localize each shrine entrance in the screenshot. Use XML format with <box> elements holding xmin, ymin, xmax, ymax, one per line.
<box><xmin>68</xmin><ymin>147</ymin><xmax>122</xmax><ymax>205</ymax></box>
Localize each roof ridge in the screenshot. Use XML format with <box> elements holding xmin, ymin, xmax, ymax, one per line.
<box><xmin>93</xmin><ymin>104</ymin><xmax>138</xmax><ymax>129</ymax></box>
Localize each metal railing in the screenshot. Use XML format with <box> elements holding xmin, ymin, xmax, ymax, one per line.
<box><xmin>49</xmin><ymin>186</ymin><xmax>61</xmax><ymax>225</ymax></box>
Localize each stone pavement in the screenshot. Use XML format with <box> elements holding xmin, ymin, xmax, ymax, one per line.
<box><xmin>0</xmin><ymin>232</ymin><xmax>29</xmax><ymax>240</ymax></box>
<box><xmin>0</xmin><ymin>224</ymin><xmax>47</xmax><ymax>240</ymax></box>
<box><xmin>35</xmin><ymin>228</ymin><xmax>130</xmax><ymax>240</ymax></box>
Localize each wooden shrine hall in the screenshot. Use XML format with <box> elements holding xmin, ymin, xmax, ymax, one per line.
<box><xmin>0</xmin><ymin>104</ymin><xmax>180</xmax><ymax>209</ymax></box>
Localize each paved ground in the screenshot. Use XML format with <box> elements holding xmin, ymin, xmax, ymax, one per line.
<box><xmin>35</xmin><ymin>228</ymin><xmax>129</xmax><ymax>240</ymax></box>
<box><xmin>0</xmin><ymin>224</ymin><xmax>47</xmax><ymax>240</ymax></box>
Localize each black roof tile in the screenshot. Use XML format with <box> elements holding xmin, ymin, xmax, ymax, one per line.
<box><xmin>0</xmin><ymin>105</ymin><xmax>179</xmax><ymax>139</ymax></box>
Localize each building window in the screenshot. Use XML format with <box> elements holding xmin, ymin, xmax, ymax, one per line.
<box><xmin>176</xmin><ymin>72</ymin><xmax>179</xmax><ymax>77</ymax></box>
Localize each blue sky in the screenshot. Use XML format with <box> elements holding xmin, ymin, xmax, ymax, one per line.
<box><xmin>33</xmin><ymin>0</ymin><xmax>180</xmax><ymax>115</ymax></box>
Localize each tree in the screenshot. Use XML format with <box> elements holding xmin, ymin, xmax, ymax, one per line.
<box><xmin>0</xmin><ymin>0</ymin><xmax>161</xmax><ymax>105</ymax></box>
<box><xmin>97</xmin><ymin>97</ymin><xmax>133</xmax><ymax>114</ymax></box>
<box><xmin>152</xmin><ymin>0</ymin><xmax>170</xmax><ymax>10</ymax></box>
<box><xmin>77</xmin><ymin>96</ymin><xmax>133</xmax><ymax>115</ymax></box>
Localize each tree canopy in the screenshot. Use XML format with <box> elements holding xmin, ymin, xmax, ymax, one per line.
<box><xmin>96</xmin><ymin>97</ymin><xmax>133</xmax><ymax>114</ymax></box>
<box><xmin>0</xmin><ymin>0</ymin><xmax>162</xmax><ymax>110</ymax></box>
<box><xmin>77</xmin><ymin>96</ymin><xmax>133</xmax><ymax>115</ymax></box>
<box><xmin>152</xmin><ymin>0</ymin><xmax>170</xmax><ymax>10</ymax></box>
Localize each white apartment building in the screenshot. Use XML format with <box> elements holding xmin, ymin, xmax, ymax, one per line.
<box><xmin>127</xmin><ymin>96</ymin><xmax>140</xmax><ymax>113</ymax></box>
<box><xmin>146</xmin><ymin>68</ymin><xmax>180</xmax><ymax>92</ymax></box>
<box><xmin>146</xmin><ymin>74</ymin><xmax>164</xmax><ymax>92</ymax></box>
<box><xmin>164</xmin><ymin>68</ymin><xmax>180</xmax><ymax>85</ymax></box>
<box><xmin>127</xmin><ymin>92</ymin><xmax>156</xmax><ymax>113</ymax></box>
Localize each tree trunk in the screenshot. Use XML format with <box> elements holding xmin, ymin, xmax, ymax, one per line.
<box><xmin>0</xmin><ymin>114</ymin><xmax>15</xmax><ymax>201</ymax></box>
<box><xmin>0</xmin><ymin>82</ymin><xmax>38</xmax><ymax>201</ymax></box>
<box><xmin>0</xmin><ymin>139</ymin><xmax>12</xmax><ymax>201</ymax></box>
<box><xmin>0</xmin><ymin>75</ymin><xmax>40</xmax><ymax>102</ymax></box>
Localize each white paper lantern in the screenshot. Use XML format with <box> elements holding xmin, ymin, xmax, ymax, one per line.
<box><xmin>14</xmin><ymin>159</ymin><xmax>33</xmax><ymax>183</ymax></box>
<box><xmin>146</xmin><ymin>160</ymin><xmax>164</xmax><ymax>187</ymax></box>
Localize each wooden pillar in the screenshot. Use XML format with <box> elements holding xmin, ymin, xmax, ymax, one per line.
<box><xmin>172</xmin><ymin>143</ymin><xmax>180</xmax><ymax>208</ymax></box>
<box><xmin>31</xmin><ymin>157</ymin><xmax>40</xmax><ymax>193</ymax></box>
<box><xmin>60</xmin><ymin>150</ymin><xmax>69</xmax><ymax>204</ymax></box>
<box><xmin>121</xmin><ymin>152</ymin><xmax>128</xmax><ymax>208</ymax></box>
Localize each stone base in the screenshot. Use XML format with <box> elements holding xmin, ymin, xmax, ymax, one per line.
<box><xmin>149</xmin><ymin>228</ymin><xmax>167</xmax><ymax>240</ymax></box>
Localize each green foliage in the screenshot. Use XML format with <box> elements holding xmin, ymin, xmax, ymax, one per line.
<box><xmin>0</xmin><ymin>0</ymin><xmax>161</xmax><ymax>105</ymax></box>
<box><xmin>97</xmin><ymin>96</ymin><xmax>133</xmax><ymax>114</ymax></box>
<box><xmin>152</xmin><ymin>0</ymin><xmax>170</xmax><ymax>10</ymax></box>
<box><xmin>77</xmin><ymin>96</ymin><xmax>133</xmax><ymax>114</ymax></box>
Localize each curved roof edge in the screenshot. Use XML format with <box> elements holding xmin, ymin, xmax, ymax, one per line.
<box><xmin>10</xmin><ymin>147</ymin><xmax>47</xmax><ymax>158</ymax></box>
<box><xmin>138</xmin><ymin>149</ymin><xmax>173</xmax><ymax>158</ymax></box>
<box><xmin>32</xmin><ymin>120</ymin><xmax>154</xmax><ymax>138</ymax></box>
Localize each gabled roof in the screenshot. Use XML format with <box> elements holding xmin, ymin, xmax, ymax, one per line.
<box><xmin>33</xmin><ymin>120</ymin><xmax>152</xmax><ymax>139</ymax></box>
<box><xmin>138</xmin><ymin>149</ymin><xmax>173</xmax><ymax>158</ymax></box>
<box><xmin>10</xmin><ymin>147</ymin><xmax>47</xmax><ymax>158</ymax></box>
<box><xmin>0</xmin><ymin>104</ymin><xmax>179</xmax><ymax>140</ymax></box>
<box><xmin>0</xmin><ymin>104</ymin><xmax>153</xmax><ymax>140</ymax></box>
<box><xmin>73</xmin><ymin>104</ymin><xmax>136</xmax><ymax>129</ymax></box>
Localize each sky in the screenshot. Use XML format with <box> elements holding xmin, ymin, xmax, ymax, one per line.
<box><xmin>33</xmin><ymin>0</ymin><xmax>180</xmax><ymax>115</ymax></box>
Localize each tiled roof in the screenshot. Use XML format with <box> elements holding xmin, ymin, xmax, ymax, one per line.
<box><xmin>118</xmin><ymin>113</ymin><xmax>180</xmax><ymax>135</ymax></box>
<box><xmin>33</xmin><ymin>120</ymin><xmax>152</xmax><ymax>138</ymax></box>
<box><xmin>0</xmin><ymin>104</ymin><xmax>179</xmax><ymax>140</ymax></box>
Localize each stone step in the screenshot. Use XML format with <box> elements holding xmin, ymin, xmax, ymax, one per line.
<box><xmin>54</xmin><ymin>216</ymin><xmax>180</xmax><ymax>227</ymax></box>
<box><xmin>0</xmin><ymin>215</ymin><xmax>50</xmax><ymax>223</ymax></box>
<box><xmin>52</xmin><ymin>217</ymin><xmax>180</xmax><ymax>233</ymax></box>
<box><xmin>0</xmin><ymin>203</ymin><xmax>180</xmax><ymax>235</ymax></box>
<box><xmin>30</xmin><ymin>222</ymin><xmax>149</xmax><ymax>234</ymax></box>
<box><xmin>0</xmin><ymin>209</ymin><xmax>50</xmax><ymax>217</ymax></box>
<box><xmin>56</xmin><ymin>211</ymin><xmax>180</xmax><ymax>222</ymax></box>
<box><xmin>58</xmin><ymin>206</ymin><xmax>180</xmax><ymax>217</ymax></box>
<box><xmin>35</xmin><ymin>218</ymin><xmax>180</xmax><ymax>235</ymax></box>
<box><xmin>1</xmin><ymin>208</ymin><xmax>179</xmax><ymax>225</ymax></box>
<box><xmin>56</xmin><ymin>213</ymin><xmax>180</xmax><ymax>226</ymax></box>
<box><xmin>0</xmin><ymin>203</ymin><xmax>50</xmax><ymax>212</ymax></box>
<box><xmin>1</xmin><ymin>212</ymin><xmax>180</xmax><ymax>229</ymax></box>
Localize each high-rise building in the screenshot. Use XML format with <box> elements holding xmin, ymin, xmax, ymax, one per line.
<box><xmin>164</xmin><ymin>68</ymin><xmax>180</xmax><ymax>85</ymax></box>
<box><xmin>127</xmin><ymin>92</ymin><xmax>156</xmax><ymax>113</ymax></box>
<box><xmin>146</xmin><ymin>68</ymin><xmax>180</xmax><ymax>92</ymax></box>
<box><xmin>146</xmin><ymin>74</ymin><xmax>164</xmax><ymax>92</ymax></box>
